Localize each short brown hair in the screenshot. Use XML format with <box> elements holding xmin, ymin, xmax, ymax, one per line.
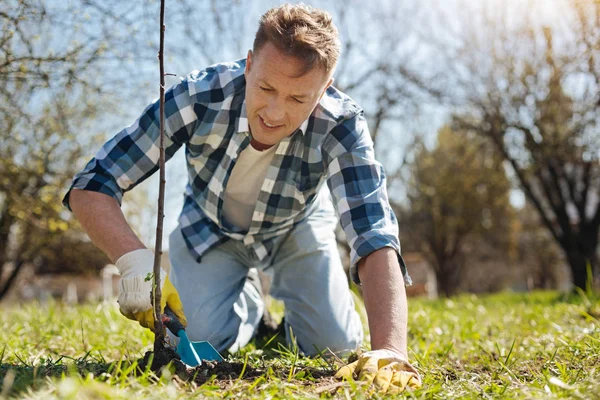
<box><xmin>253</xmin><ymin>3</ymin><xmax>341</xmax><ymax>75</ymax></box>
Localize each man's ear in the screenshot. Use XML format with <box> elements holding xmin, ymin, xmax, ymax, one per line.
<box><xmin>318</xmin><ymin>77</ymin><xmax>334</xmax><ymax>102</ymax></box>
<box><xmin>245</xmin><ymin>50</ymin><xmax>253</xmax><ymax>77</ymax></box>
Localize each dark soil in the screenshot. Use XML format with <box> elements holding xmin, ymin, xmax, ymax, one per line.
<box><xmin>138</xmin><ymin>346</ymin><xmax>187</xmax><ymax>377</ymax></box>
<box><xmin>137</xmin><ymin>342</ymin><xmax>340</xmax><ymax>389</ymax></box>
<box><xmin>189</xmin><ymin>360</ymin><xmax>263</xmax><ymax>385</ymax></box>
<box><xmin>137</xmin><ymin>350</ymin><xmax>339</xmax><ymax>389</ymax></box>
<box><xmin>137</xmin><ymin>349</ymin><xmax>263</xmax><ymax>385</ymax></box>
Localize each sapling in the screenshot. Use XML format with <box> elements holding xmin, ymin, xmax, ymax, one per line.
<box><xmin>152</xmin><ymin>0</ymin><xmax>167</xmax><ymax>354</ymax></box>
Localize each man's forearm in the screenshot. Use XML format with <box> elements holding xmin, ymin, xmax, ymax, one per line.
<box><xmin>69</xmin><ymin>189</ymin><xmax>146</xmax><ymax>263</ymax></box>
<box><xmin>358</xmin><ymin>247</ymin><xmax>409</xmax><ymax>359</ymax></box>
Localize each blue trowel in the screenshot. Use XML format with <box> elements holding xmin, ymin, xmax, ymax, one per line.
<box><xmin>162</xmin><ymin>306</ymin><xmax>224</xmax><ymax>366</ymax></box>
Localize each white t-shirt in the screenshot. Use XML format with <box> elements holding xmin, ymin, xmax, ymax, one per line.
<box><xmin>222</xmin><ymin>142</ymin><xmax>279</xmax><ymax>230</ymax></box>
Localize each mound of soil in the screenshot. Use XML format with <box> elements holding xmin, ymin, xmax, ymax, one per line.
<box><xmin>137</xmin><ymin>349</ymin><xmax>262</xmax><ymax>385</ymax></box>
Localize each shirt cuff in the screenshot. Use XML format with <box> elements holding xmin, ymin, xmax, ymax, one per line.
<box><xmin>350</xmin><ymin>244</ymin><xmax>413</xmax><ymax>287</ymax></box>
<box><xmin>63</xmin><ymin>173</ymin><xmax>125</xmax><ymax>211</ymax></box>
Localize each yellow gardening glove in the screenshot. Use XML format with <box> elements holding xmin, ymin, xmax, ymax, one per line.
<box><xmin>335</xmin><ymin>349</ymin><xmax>421</xmax><ymax>395</ymax></box>
<box><xmin>132</xmin><ymin>275</ymin><xmax>187</xmax><ymax>329</ymax></box>
<box><xmin>116</xmin><ymin>249</ymin><xmax>187</xmax><ymax>329</ymax></box>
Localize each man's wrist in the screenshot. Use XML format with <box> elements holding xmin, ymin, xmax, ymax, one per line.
<box><xmin>115</xmin><ymin>248</ymin><xmax>154</xmax><ymax>276</ymax></box>
<box><xmin>369</xmin><ymin>347</ymin><xmax>408</xmax><ymax>361</ymax></box>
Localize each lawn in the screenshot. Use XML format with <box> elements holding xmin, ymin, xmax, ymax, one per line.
<box><xmin>1</xmin><ymin>291</ymin><xmax>599</xmax><ymax>399</ymax></box>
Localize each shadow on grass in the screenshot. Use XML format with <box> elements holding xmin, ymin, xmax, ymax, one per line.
<box><xmin>248</xmin><ymin>326</ymin><xmax>288</xmax><ymax>358</ymax></box>
<box><xmin>0</xmin><ymin>357</ymin><xmax>113</xmax><ymax>397</ymax></box>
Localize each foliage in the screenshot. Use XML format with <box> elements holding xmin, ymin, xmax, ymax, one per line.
<box><xmin>402</xmin><ymin>125</ymin><xmax>514</xmax><ymax>297</ymax></box>
<box><xmin>0</xmin><ymin>0</ymin><xmax>156</xmax><ymax>297</ymax></box>
<box><xmin>0</xmin><ymin>91</ymin><xmax>106</xmax><ymax>297</ymax></box>
<box><xmin>0</xmin><ymin>292</ymin><xmax>598</xmax><ymax>398</ymax></box>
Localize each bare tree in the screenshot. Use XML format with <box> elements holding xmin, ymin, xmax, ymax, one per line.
<box><xmin>405</xmin><ymin>0</ymin><xmax>600</xmax><ymax>290</ymax></box>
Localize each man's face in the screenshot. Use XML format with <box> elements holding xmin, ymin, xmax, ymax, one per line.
<box><xmin>244</xmin><ymin>42</ymin><xmax>333</xmax><ymax>148</ymax></box>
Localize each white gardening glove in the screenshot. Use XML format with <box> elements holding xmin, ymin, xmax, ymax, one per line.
<box><xmin>335</xmin><ymin>349</ymin><xmax>421</xmax><ymax>394</ymax></box>
<box><xmin>116</xmin><ymin>248</ymin><xmax>186</xmax><ymax>329</ymax></box>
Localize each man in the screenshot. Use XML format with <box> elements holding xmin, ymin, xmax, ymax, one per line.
<box><xmin>64</xmin><ymin>4</ymin><xmax>421</xmax><ymax>394</ymax></box>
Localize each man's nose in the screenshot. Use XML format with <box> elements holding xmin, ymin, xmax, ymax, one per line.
<box><xmin>264</xmin><ymin>97</ymin><xmax>285</xmax><ymax>122</ymax></box>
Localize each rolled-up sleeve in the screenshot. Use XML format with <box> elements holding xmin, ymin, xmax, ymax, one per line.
<box><xmin>63</xmin><ymin>79</ymin><xmax>197</xmax><ymax>210</ymax></box>
<box><xmin>323</xmin><ymin>113</ymin><xmax>411</xmax><ymax>285</ymax></box>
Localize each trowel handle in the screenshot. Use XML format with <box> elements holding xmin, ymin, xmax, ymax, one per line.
<box><xmin>162</xmin><ymin>305</ymin><xmax>185</xmax><ymax>335</ymax></box>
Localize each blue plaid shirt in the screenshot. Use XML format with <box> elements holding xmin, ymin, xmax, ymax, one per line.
<box><xmin>64</xmin><ymin>59</ymin><xmax>410</xmax><ymax>284</ymax></box>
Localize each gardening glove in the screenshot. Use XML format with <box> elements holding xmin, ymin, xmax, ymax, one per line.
<box><xmin>116</xmin><ymin>248</ymin><xmax>187</xmax><ymax>329</ymax></box>
<box><xmin>335</xmin><ymin>349</ymin><xmax>421</xmax><ymax>395</ymax></box>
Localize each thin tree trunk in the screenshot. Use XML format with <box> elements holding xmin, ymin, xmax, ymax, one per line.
<box><xmin>153</xmin><ymin>0</ymin><xmax>167</xmax><ymax>352</ymax></box>
<box><xmin>434</xmin><ymin>259</ymin><xmax>458</xmax><ymax>298</ymax></box>
<box><xmin>437</xmin><ymin>270</ymin><xmax>454</xmax><ymax>298</ymax></box>
<box><xmin>0</xmin><ymin>221</ymin><xmax>36</xmax><ymax>300</ymax></box>
<box><xmin>0</xmin><ymin>199</ymin><xmax>15</xmax><ymax>274</ymax></box>
<box><xmin>0</xmin><ymin>260</ymin><xmax>24</xmax><ymax>299</ymax></box>
<box><xmin>564</xmin><ymin>235</ymin><xmax>597</xmax><ymax>292</ymax></box>
<box><xmin>567</xmin><ymin>250</ymin><xmax>589</xmax><ymax>291</ymax></box>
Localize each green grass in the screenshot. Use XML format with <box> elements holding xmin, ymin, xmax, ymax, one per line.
<box><xmin>1</xmin><ymin>291</ymin><xmax>599</xmax><ymax>399</ymax></box>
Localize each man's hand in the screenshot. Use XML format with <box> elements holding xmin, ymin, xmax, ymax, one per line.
<box><xmin>116</xmin><ymin>248</ymin><xmax>187</xmax><ymax>329</ymax></box>
<box><xmin>335</xmin><ymin>349</ymin><xmax>421</xmax><ymax>395</ymax></box>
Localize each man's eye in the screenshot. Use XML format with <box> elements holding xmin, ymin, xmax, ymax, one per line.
<box><xmin>259</xmin><ymin>86</ymin><xmax>272</xmax><ymax>91</ymax></box>
<box><xmin>292</xmin><ymin>98</ymin><xmax>305</xmax><ymax>104</ymax></box>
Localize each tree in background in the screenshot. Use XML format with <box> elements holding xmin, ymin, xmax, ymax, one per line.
<box><xmin>406</xmin><ymin>0</ymin><xmax>600</xmax><ymax>290</ymax></box>
<box><xmin>402</xmin><ymin>125</ymin><xmax>514</xmax><ymax>297</ymax></box>
<box><xmin>0</xmin><ymin>92</ymin><xmax>106</xmax><ymax>297</ymax></box>
<box><xmin>0</xmin><ymin>0</ymin><xmax>156</xmax><ymax>298</ymax></box>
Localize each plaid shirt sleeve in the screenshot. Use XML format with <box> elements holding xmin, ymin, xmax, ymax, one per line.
<box><xmin>323</xmin><ymin>112</ymin><xmax>407</xmax><ymax>285</ymax></box>
<box><xmin>63</xmin><ymin>79</ymin><xmax>198</xmax><ymax>209</ymax></box>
